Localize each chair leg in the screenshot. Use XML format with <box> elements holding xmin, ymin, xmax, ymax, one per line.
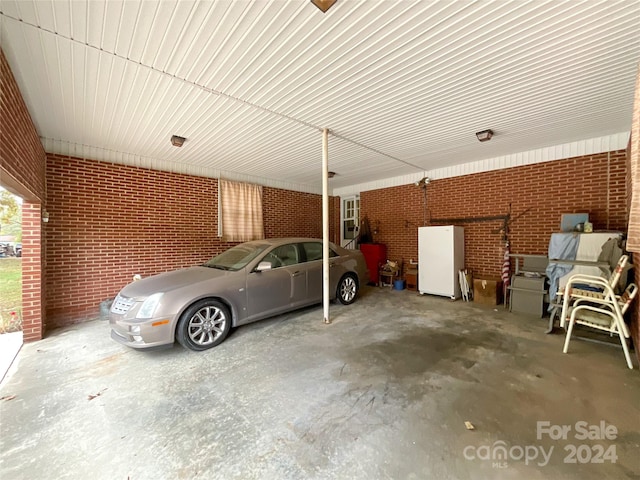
<box><xmin>618</xmin><ymin>332</ymin><xmax>634</xmax><ymax>369</ymax></box>
<box><xmin>559</xmin><ymin>293</ymin><xmax>571</xmax><ymax>329</ymax></box>
<box><xmin>562</xmin><ymin>318</ymin><xmax>575</xmax><ymax>354</ymax></box>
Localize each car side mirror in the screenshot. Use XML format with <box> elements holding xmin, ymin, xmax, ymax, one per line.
<box><xmin>255</xmin><ymin>261</ymin><xmax>273</xmax><ymax>272</ymax></box>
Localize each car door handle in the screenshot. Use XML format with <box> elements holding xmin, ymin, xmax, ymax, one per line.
<box><xmin>292</xmin><ymin>271</ymin><xmax>303</xmax><ymax>277</ymax></box>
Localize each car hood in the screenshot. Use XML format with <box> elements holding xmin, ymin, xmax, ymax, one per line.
<box><xmin>120</xmin><ymin>266</ymin><xmax>230</xmax><ymax>299</ymax></box>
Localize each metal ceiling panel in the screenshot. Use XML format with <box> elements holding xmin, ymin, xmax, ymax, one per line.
<box><xmin>1</xmin><ymin>0</ymin><xmax>639</xmax><ymax>193</ymax></box>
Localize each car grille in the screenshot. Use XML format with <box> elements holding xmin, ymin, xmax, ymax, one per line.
<box><xmin>111</xmin><ymin>295</ymin><xmax>135</xmax><ymax>314</ymax></box>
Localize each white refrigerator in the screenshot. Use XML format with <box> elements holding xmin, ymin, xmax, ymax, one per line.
<box><xmin>418</xmin><ymin>225</ymin><xmax>464</xmax><ymax>299</ymax></box>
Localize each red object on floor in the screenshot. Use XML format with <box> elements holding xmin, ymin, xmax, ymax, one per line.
<box><xmin>360</xmin><ymin>243</ymin><xmax>387</xmax><ymax>285</ymax></box>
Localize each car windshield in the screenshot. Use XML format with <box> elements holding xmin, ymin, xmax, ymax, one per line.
<box><xmin>203</xmin><ymin>242</ymin><xmax>269</xmax><ymax>271</ymax></box>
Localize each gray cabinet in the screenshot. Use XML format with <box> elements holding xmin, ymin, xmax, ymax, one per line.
<box><xmin>509</xmin><ymin>275</ymin><xmax>547</xmax><ymax>317</ymax></box>
<box><xmin>507</xmin><ymin>254</ymin><xmax>548</xmax><ymax>318</ymax></box>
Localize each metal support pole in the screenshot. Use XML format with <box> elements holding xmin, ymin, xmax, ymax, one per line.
<box><xmin>322</xmin><ymin>128</ymin><xmax>331</xmax><ymax>324</ymax></box>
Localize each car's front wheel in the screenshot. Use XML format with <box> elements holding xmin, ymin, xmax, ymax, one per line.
<box><xmin>176</xmin><ymin>299</ymin><xmax>231</xmax><ymax>351</ymax></box>
<box><xmin>337</xmin><ymin>274</ymin><xmax>358</xmax><ymax>305</ymax></box>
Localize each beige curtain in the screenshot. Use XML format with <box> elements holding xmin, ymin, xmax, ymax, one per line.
<box><xmin>219</xmin><ymin>179</ymin><xmax>264</xmax><ymax>242</ymax></box>
<box><xmin>628</xmin><ymin>65</ymin><xmax>640</xmax><ymax>251</ymax></box>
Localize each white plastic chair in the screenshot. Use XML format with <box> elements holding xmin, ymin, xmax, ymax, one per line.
<box><xmin>557</xmin><ymin>254</ymin><xmax>629</xmax><ymax>329</ymax></box>
<box><xmin>561</xmin><ymin>275</ymin><xmax>637</xmax><ymax>369</ymax></box>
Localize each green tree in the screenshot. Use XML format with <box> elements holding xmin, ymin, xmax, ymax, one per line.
<box><xmin>0</xmin><ymin>187</ymin><xmax>22</xmax><ymax>241</ymax></box>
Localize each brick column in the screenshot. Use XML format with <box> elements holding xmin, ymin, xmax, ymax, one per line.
<box><xmin>22</xmin><ymin>201</ymin><xmax>44</xmax><ymax>341</ymax></box>
<box><xmin>627</xmin><ymin>66</ymin><xmax>639</xmax><ymax>362</ymax></box>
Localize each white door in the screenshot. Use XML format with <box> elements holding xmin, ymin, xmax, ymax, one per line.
<box><xmin>340</xmin><ymin>195</ymin><xmax>360</xmax><ymax>248</ymax></box>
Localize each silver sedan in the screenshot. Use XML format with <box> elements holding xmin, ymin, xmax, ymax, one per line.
<box><xmin>109</xmin><ymin>238</ymin><xmax>369</xmax><ymax>351</ymax></box>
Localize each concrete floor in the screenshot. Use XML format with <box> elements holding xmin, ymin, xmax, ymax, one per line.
<box><xmin>1</xmin><ymin>287</ymin><xmax>639</xmax><ymax>480</ymax></box>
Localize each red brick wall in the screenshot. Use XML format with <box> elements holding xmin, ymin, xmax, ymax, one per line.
<box><xmin>0</xmin><ymin>49</ymin><xmax>46</xmax><ymax>201</ymax></box>
<box><xmin>45</xmin><ymin>154</ymin><xmax>337</xmax><ymax>327</ymax></box>
<box><xmin>627</xmin><ymin>139</ymin><xmax>636</xmax><ymax>362</ymax></box>
<box><xmin>263</xmin><ymin>188</ymin><xmax>340</xmax><ymax>243</ymax></box>
<box><xmin>264</xmin><ymin>187</ymin><xmax>322</xmax><ymax>238</ymax></box>
<box><xmin>1</xmin><ymin>48</ymin><xmax>47</xmax><ymax>341</ymax></box>
<box><xmin>628</xmin><ymin>66</ymin><xmax>640</xmax><ymax>362</ymax></box>
<box><xmin>21</xmin><ymin>204</ymin><xmax>43</xmax><ymax>340</ymax></box>
<box><xmin>361</xmin><ymin>151</ymin><xmax>628</xmax><ymax>279</ymax></box>
<box><xmin>331</xmin><ymin>196</ymin><xmax>341</xmax><ymax>245</ymax></box>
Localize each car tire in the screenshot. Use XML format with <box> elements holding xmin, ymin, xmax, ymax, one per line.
<box><xmin>176</xmin><ymin>299</ymin><xmax>231</xmax><ymax>351</ymax></box>
<box><xmin>337</xmin><ymin>274</ymin><xmax>358</xmax><ymax>305</ymax></box>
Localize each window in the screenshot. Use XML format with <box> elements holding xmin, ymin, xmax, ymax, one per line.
<box><xmin>203</xmin><ymin>242</ymin><xmax>269</xmax><ymax>271</ymax></box>
<box><xmin>302</xmin><ymin>242</ymin><xmax>336</xmax><ymax>262</ymax></box>
<box><xmin>263</xmin><ymin>244</ymin><xmax>299</xmax><ymax>268</ymax></box>
<box><xmin>219</xmin><ymin>180</ymin><xmax>264</xmax><ymax>242</ymax></box>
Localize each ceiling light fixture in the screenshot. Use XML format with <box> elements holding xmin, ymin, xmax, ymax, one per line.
<box><xmin>310</xmin><ymin>0</ymin><xmax>337</xmax><ymax>13</ymax></box>
<box><xmin>328</xmin><ymin>171</ymin><xmax>336</xmax><ymax>178</ymax></box>
<box><xmin>476</xmin><ymin>129</ymin><xmax>494</xmax><ymax>142</ymax></box>
<box><xmin>171</xmin><ymin>135</ymin><xmax>186</xmax><ymax>147</ymax></box>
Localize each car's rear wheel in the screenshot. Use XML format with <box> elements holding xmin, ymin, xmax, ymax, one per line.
<box><xmin>337</xmin><ymin>274</ymin><xmax>358</xmax><ymax>305</ymax></box>
<box><xmin>176</xmin><ymin>299</ymin><xmax>231</xmax><ymax>351</ymax></box>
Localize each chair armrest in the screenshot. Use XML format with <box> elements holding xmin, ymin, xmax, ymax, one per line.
<box><xmin>562</xmin><ymin>273</ymin><xmax>607</xmax><ymax>285</ymax></box>
<box><xmin>565</xmin><ymin>275</ymin><xmax>611</xmax><ymax>291</ymax></box>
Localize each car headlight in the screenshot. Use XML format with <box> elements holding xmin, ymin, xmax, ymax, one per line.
<box><xmin>136</xmin><ymin>293</ymin><xmax>163</xmax><ymax>319</ymax></box>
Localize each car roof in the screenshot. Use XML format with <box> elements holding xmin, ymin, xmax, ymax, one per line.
<box><xmin>245</xmin><ymin>238</ymin><xmax>335</xmax><ymax>248</ymax></box>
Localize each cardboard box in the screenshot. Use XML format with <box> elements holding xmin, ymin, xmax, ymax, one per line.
<box><xmin>473</xmin><ymin>278</ymin><xmax>503</xmax><ymax>306</ymax></box>
<box><xmin>560</xmin><ymin>213</ymin><xmax>588</xmax><ymax>232</ymax></box>
<box><xmin>405</xmin><ymin>267</ymin><xmax>418</xmax><ymax>291</ymax></box>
